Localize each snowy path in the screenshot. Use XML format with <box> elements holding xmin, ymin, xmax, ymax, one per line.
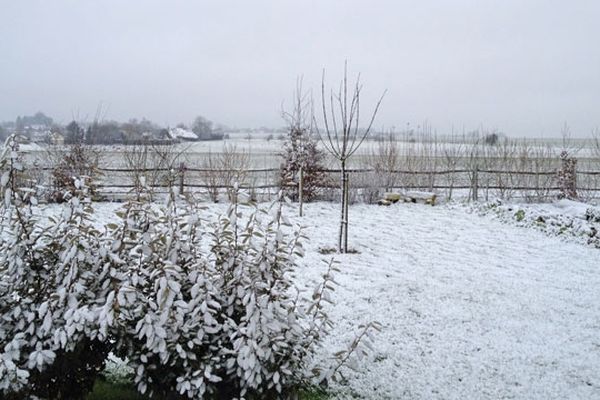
<box><xmin>294</xmin><ymin>203</ymin><xmax>600</xmax><ymax>399</ymax></box>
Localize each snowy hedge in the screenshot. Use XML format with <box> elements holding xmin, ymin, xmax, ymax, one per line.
<box><xmin>0</xmin><ymin>136</ymin><xmax>346</xmax><ymax>399</ymax></box>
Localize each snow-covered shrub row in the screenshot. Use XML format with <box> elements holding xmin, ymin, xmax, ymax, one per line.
<box><xmin>469</xmin><ymin>199</ymin><xmax>600</xmax><ymax>249</ymax></box>
<box><xmin>0</xmin><ymin>137</ymin><xmax>112</xmax><ymax>398</ymax></box>
<box><xmin>0</xmin><ymin>136</ymin><xmax>340</xmax><ymax>399</ymax></box>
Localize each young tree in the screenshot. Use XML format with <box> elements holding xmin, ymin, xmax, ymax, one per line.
<box><xmin>316</xmin><ymin>62</ymin><xmax>385</xmax><ymax>253</ymax></box>
<box><xmin>280</xmin><ymin>79</ymin><xmax>326</xmax><ymax>207</ymax></box>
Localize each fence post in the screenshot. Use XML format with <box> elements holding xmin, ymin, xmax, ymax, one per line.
<box><xmin>298</xmin><ymin>166</ymin><xmax>304</xmax><ymax>217</ymax></box>
<box><xmin>472</xmin><ymin>165</ymin><xmax>479</xmax><ymax>201</ymax></box>
<box><xmin>179</xmin><ymin>162</ymin><xmax>185</xmax><ymax>195</ymax></box>
<box><xmin>428</xmin><ymin>171</ymin><xmax>434</xmax><ymax>192</ymax></box>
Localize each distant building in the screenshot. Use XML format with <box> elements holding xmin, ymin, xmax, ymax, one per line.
<box><xmin>169</xmin><ymin>127</ymin><xmax>199</xmax><ymax>142</ymax></box>
<box><xmin>49</xmin><ymin>132</ymin><xmax>64</xmax><ymax>145</ymax></box>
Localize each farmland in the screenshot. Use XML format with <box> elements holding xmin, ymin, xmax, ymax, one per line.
<box><xmin>15</xmin><ymin>132</ymin><xmax>600</xmax><ymax>203</ymax></box>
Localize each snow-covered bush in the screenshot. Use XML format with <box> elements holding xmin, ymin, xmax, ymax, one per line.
<box><xmin>280</xmin><ymin>82</ymin><xmax>327</xmax><ymax>203</ymax></box>
<box><xmin>102</xmin><ymin>190</ymin><xmax>336</xmax><ymax>399</ymax></box>
<box><xmin>0</xmin><ymin>136</ymin><xmax>369</xmax><ymax>399</ymax></box>
<box><xmin>585</xmin><ymin>206</ymin><xmax>600</xmax><ymax>223</ymax></box>
<box><xmin>0</xmin><ymin>136</ymin><xmax>111</xmax><ymax>399</ymax></box>
<box><xmin>280</xmin><ymin>126</ymin><xmax>327</xmax><ymax>203</ymax></box>
<box><xmin>557</xmin><ymin>150</ymin><xmax>577</xmax><ymax>200</ymax></box>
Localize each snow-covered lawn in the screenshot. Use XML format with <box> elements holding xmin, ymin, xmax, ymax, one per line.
<box><xmin>292</xmin><ymin>202</ymin><xmax>599</xmax><ymax>399</ymax></box>
<box><xmin>91</xmin><ymin>200</ymin><xmax>599</xmax><ymax>399</ymax></box>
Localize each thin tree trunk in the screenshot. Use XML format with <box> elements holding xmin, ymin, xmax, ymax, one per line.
<box><xmin>343</xmin><ymin>169</ymin><xmax>349</xmax><ymax>253</ymax></box>
<box><xmin>339</xmin><ymin>159</ymin><xmax>346</xmax><ymax>253</ymax></box>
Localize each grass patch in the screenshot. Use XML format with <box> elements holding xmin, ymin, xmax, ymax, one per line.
<box><xmin>86</xmin><ymin>379</ymin><xmax>147</xmax><ymax>400</ymax></box>
<box><xmin>86</xmin><ymin>380</ymin><xmax>330</xmax><ymax>399</ymax></box>
<box><xmin>299</xmin><ymin>387</ymin><xmax>330</xmax><ymax>399</ymax></box>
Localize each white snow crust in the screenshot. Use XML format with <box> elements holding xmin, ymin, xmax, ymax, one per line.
<box><xmin>76</xmin><ymin>201</ymin><xmax>600</xmax><ymax>398</ymax></box>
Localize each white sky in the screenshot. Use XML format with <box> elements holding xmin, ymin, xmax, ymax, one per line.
<box><xmin>1</xmin><ymin>0</ymin><xmax>599</xmax><ymax>137</ymax></box>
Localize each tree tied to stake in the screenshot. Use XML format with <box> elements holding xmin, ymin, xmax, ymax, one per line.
<box><xmin>316</xmin><ymin>62</ymin><xmax>386</xmax><ymax>253</ymax></box>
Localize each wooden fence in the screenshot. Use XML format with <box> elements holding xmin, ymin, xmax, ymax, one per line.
<box><xmin>59</xmin><ymin>163</ymin><xmax>600</xmax><ymax>202</ymax></box>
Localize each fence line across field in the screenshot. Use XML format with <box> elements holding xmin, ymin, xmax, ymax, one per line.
<box><xmin>33</xmin><ymin>166</ymin><xmax>600</xmax><ymax>176</ymax></box>
<box><xmin>79</xmin><ymin>164</ymin><xmax>600</xmax><ymax>200</ymax></box>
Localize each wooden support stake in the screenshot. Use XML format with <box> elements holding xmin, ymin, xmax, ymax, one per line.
<box><xmin>472</xmin><ymin>165</ymin><xmax>479</xmax><ymax>201</ymax></box>
<box><xmin>179</xmin><ymin>162</ymin><xmax>185</xmax><ymax>195</ymax></box>
<box><xmin>299</xmin><ymin>166</ymin><xmax>304</xmax><ymax>217</ymax></box>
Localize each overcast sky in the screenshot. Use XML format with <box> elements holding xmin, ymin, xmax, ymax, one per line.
<box><xmin>1</xmin><ymin>0</ymin><xmax>599</xmax><ymax>137</ymax></box>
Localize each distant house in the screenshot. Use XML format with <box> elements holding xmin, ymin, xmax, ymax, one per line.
<box><xmin>49</xmin><ymin>132</ymin><xmax>64</xmax><ymax>145</ymax></box>
<box><xmin>169</xmin><ymin>127</ymin><xmax>199</xmax><ymax>142</ymax></box>
<box><xmin>12</xmin><ymin>134</ymin><xmax>31</xmax><ymax>146</ymax></box>
<box><xmin>30</xmin><ymin>130</ymin><xmax>51</xmax><ymax>143</ymax></box>
<box><xmin>24</xmin><ymin>124</ymin><xmax>52</xmax><ymax>143</ymax></box>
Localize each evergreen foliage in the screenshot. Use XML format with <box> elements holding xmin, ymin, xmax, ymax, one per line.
<box><xmin>280</xmin><ymin>126</ymin><xmax>327</xmax><ymax>202</ymax></box>
<box><xmin>0</xmin><ymin>136</ymin><xmax>376</xmax><ymax>399</ymax></box>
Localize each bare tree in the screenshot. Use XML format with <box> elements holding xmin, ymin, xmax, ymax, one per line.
<box><xmin>123</xmin><ymin>141</ymin><xmax>187</xmax><ymax>201</ymax></box>
<box><xmin>441</xmin><ymin>133</ymin><xmax>465</xmax><ymax>201</ymax></box>
<box><xmin>316</xmin><ymin>62</ymin><xmax>386</xmax><ymax>253</ymax></box>
<box><xmin>593</xmin><ymin>128</ymin><xmax>600</xmax><ymax>159</ymax></box>
<box><xmin>368</xmin><ymin>131</ymin><xmax>400</xmax><ymax>193</ymax></box>
<box><xmin>201</xmin><ymin>144</ymin><xmax>250</xmax><ymax>202</ymax></box>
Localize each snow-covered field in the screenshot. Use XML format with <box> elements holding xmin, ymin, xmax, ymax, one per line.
<box><xmin>284</xmin><ymin>201</ymin><xmax>599</xmax><ymax>399</ymax></box>
<box><xmin>87</xmin><ymin>199</ymin><xmax>600</xmax><ymax>399</ymax></box>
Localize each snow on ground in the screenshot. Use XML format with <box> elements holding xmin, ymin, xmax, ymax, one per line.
<box><xmin>291</xmin><ymin>202</ymin><xmax>599</xmax><ymax>399</ymax></box>
<box><xmin>55</xmin><ymin>199</ymin><xmax>599</xmax><ymax>399</ymax></box>
<box><xmin>466</xmin><ymin>199</ymin><xmax>600</xmax><ymax>249</ymax></box>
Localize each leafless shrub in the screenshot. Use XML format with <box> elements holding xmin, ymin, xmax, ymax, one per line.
<box><xmin>395</xmin><ymin>131</ymin><xmax>420</xmax><ymax>189</ymax></box>
<box><xmin>368</xmin><ymin>132</ymin><xmax>400</xmax><ymax>193</ymax></box>
<box><xmin>123</xmin><ymin>142</ymin><xmax>185</xmax><ymax>201</ymax></box>
<box><xmin>47</xmin><ymin>142</ymin><xmax>101</xmax><ymax>203</ymax></box>
<box><xmin>494</xmin><ymin>139</ymin><xmax>519</xmax><ymax>200</ymax></box>
<box><xmin>201</xmin><ymin>144</ymin><xmax>250</xmax><ymax>202</ymax></box>
<box><xmin>522</xmin><ymin>142</ymin><xmax>556</xmax><ymax>202</ymax></box>
<box><xmin>592</xmin><ymin>128</ymin><xmax>600</xmax><ymax>159</ymax></box>
<box><xmin>440</xmin><ymin>134</ymin><xmax>465</xmax><ymax>200</ymax></box>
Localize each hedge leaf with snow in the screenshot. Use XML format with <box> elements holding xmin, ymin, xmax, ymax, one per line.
<box><xmin>0</xmin><ymin>136</ymin><xmax>361</xmax><ymax>399</ymax></box>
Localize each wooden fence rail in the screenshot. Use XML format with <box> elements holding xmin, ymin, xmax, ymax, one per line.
<box><xmin>24</xmin><ymin>164</ymin><xmax>600</xmax><ymax>200</ymax></box>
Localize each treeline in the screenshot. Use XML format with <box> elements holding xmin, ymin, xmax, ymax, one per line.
<box><xmin>0</xmin><ymin>112</ymin><xmax>227</xmax><ymax>144</ymax></box>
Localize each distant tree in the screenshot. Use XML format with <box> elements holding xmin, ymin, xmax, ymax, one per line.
<box><xmin>484</xmin><ymin>132</ymin><xmax>499</xmax><ymax>146</ymax></box>
<box><xmin>16</xmin><ymin>112</ymin><xmax>54</xmax><ymax>128</ymax></box>
<box><xmin>192</xmin><ymin>115</ymin><xmax>213</xmax><ymax>139</ymax></box>
<box><xmin>15</xmin><ymin>116</ymin><xmax>24</xmax><ymax>133</ymax></box>
<box><xmin>65</xmin><ymin>121</ymin><xmax>84</xmax><ymax>144</ymax></box>
<box><xmin>121</xmin><ymin>118</ymin><xmax>158</xmax><ymax>137</ymax></box>
<box><xmin>85</xmin><ymin>121</ymin><xmax>123</xmax><ymax>144</ymax></box>
<box><xmin>0</xmin><ymin>126</ymin><xmax>7</xmax><ymax>141</ymax></box>
<box><xmin>30</xmin><ymin>111</ymin><xmax>53</xmax><ymax>126</ymax></box>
